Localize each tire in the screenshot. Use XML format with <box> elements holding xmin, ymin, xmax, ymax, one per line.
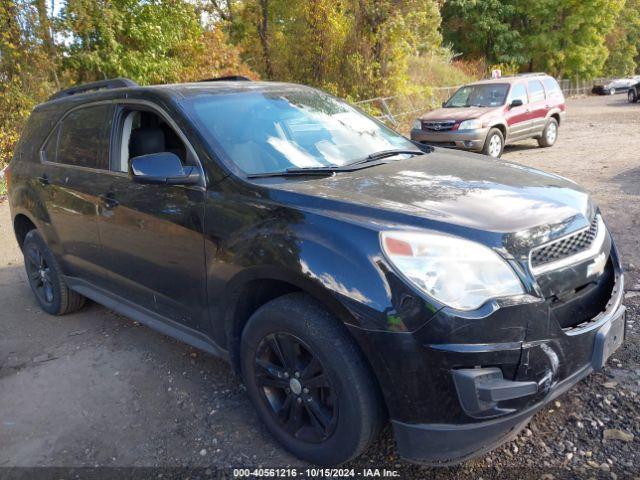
<box><xmin>482</xmin><ymin>128</ymin><xmax>504</xmax><ymax>158</ymax></box>
<box><xmin>23</xmin><ymin>229</ymin><xmax>86</xmax><ymax>315</ymax></box>
<box><xmin>628</xmin><ymin>89</ymin><xmax>638</xmax><ymax>103</ymax></box>
<box><xmin>537</xmin><ymin>118</ymin><xmax>559</xmax><ymax>148</ymax></box>
<box><xmin>240</xmin><ymin>293</ymin><xmax>383</xmax><ymax>465</ymax></box>
<box><xmin>609</xmin><ymin>88</ymin><xmax>616</xmax><ymax>95</ymax></box>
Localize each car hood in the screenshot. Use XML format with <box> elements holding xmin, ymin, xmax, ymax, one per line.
<box><xmin>418</xmin><ymin>106</ymin><xmax>498</xmax><ymax>122</ymax></box>
<box><xmin>267</xmin><ymin>149</ymin><xmax>593</xmax><ymax>248</ymax></box>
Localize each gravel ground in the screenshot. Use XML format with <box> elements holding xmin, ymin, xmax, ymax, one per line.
<box><xmin>0</xmin><ymin>95</ymin><xmax>639</xmax><ymax>479</ymax></box>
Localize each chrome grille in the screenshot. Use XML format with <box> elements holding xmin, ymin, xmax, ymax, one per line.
<box><xmin>422</xmin><ymin>120</ymin><xmax>456</xmax><ymax>132</ymax></box>
<box><xmin>530</xmin><ymin>216</ymin><xmax>599</xmax><ymax>268</ymax></box>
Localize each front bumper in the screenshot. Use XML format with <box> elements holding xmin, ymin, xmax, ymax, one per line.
<box><xmin>346</xmin><ymin>244</ymin><xmax>625</xmax><ymax>465</ymax></box>
<box><xmin>392</xmin><ymin>302</ymin><xmax>625</xmax><ymax>465</ymax></box>
<box><xmin>410</xmin><ymin>127</ymin><xmax>488</xmax><ymax>151</ymax></box>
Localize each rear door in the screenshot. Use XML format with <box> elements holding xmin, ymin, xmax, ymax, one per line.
<box><xmin>39</xmin><ymin>103</ymin><xmax>116</xmax><ymax>288</ymax></box>
<box><xmin>526</xmin><ymin>79</ymin><xmax>548</xmax><ymax>135</ymax></box>
<box><xmin>504</xmin><ymin>83</ymin><xmax>531</xmax><ymax>140</ymax></box>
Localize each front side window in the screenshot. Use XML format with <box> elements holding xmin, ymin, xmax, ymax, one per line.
<box><xmin>185</xmin><ymin>88</ymin><xmax>415</xmax><ymax>175</ymax></box>
<box><xmin>114</xmin><ymin>108</ymin><xmax>189</xmax><ymax>173</ymax></box>
<box><xmin>527</xmin><ymin>80</ymin><xmax>545</xmax><ymax>102</ymax></box>
<box><xmin>509</xmin><ymin>84</ymin><xmax>529</xmax><ymax>105</ymax></box>
<box><xmin>47</xmin><ymin>104</ymin><xmax>113</xmax><ymax>169</ymax></box>
<box><xmin>445</xmin><ymin>84</ymin><xmax>509</xmax><ymax>108</ymax></box>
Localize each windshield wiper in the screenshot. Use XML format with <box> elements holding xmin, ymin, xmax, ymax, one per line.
<box><xmin>246</xmin><ymin>149</ymin><xmax>427</xmax><ymax>179</ymax></box>
<box><xmin>346</xmin><ymin>149</ymin><xmax>426</xmax><ymax>167</ymax></box>
<box><xmin>246</xmin><ymin>167</ymin><xmax>338</xmax><ymax>179</ymax></box>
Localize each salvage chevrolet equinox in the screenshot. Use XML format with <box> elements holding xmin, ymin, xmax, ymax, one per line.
<box><xmin>7</xmin><ymin>77</ymin><xmax>625</xmax><ymax>466</ymax></box>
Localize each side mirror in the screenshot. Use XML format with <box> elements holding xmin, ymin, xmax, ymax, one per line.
<box><xmin>441</xmin><ymin>101</ymin><xmax>447</xmax><ymax>108</ymax></box>
<box><xmin>130</xmin><ymin>153</ymin><xmax>200</xmax><ymax>185</ymax></box>
<box><xmin>509</xmin><ymin>99</ymin><xmax>524</xmax><ymax>109</ymax></box>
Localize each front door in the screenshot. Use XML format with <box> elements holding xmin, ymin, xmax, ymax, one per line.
<box><xmin>505</xmin><ymin>83</ymin><xmax>531</xmax><ymax>141</ymax></box>
<box><xmin>95</xmin><ymin>104</ymin><xmax>208</xmax><ymax>331</ymax></box>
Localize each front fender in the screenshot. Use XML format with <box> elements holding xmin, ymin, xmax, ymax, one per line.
<box><xmin>214</xmin><ymin>210</ymin><xmax>440</xmax><ymax>334</ymax></box>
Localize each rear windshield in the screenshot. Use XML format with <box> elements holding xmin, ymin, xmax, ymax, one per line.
<box><xmin>184</xmin><ymin>88</ymin><xmax>415</xmax><ymax>175</ymax></box>
<box><xmin>445</xmin><ymin>84</ymin><xmax>509</xmax><ymax>108</ymax></box>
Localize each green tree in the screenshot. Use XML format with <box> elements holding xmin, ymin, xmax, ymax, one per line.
<box><xmin>442</xmin><ymin>0</ymin><xmax>525</xmax><ymax>66</ymax></box>
<box><xmin>442</xmin><ymin>0</ymin><xmax>624</xmax><ymax>78</ymax></box>
<box><xmin>605</xmin><ymin>0</ymin><xmax>640</xmax><ymax>76</ymax></box>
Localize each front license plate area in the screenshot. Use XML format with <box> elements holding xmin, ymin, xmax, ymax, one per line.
<box><xmin>592</xmin><ymin>308</ymin><xmax>626</xmax><ymax>370</ymax></box>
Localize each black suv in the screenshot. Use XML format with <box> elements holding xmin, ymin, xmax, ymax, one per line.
<box><xmin>7</xmin><ymin>78</ymin><xmax>626</xmax><ymax>466</ymax></box>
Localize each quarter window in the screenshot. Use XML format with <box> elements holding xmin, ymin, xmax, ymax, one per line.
<box><xmin>542</xmin><ymin>77</ymin><xmax>562</xmax><ymax>96</ymax></box>
<box><xmin>46</xmin><ymin>104</ymin><xmax>113</xmax><ymax>170</ymax></box>
<box><xmin>527</xmin><ymin>80</ymin><xmax>545</xmax><ymax>102</ymax></box>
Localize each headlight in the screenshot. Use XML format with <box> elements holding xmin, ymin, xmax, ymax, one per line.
<box><xmin>412</xmin><ymin>119</ymin><xmax>422</xmax><ymax>130</ymax></box>
<box><xmin>458</xmin><ymin>119</ymin><xmax>483</xmax><ymax>130</ymax></box>
<box><xmin>381</xmin><ymin>231</ymin><xmax>524</xmax><ymax>311</ymax></box>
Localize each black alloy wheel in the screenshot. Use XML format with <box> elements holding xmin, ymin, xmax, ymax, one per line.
<box><xmin>254</xmin><ymin>332</ymin><xmax>337</xmax><ymax>443</ymax></box>
<box><xmin>25</xmin><ymin>242</ymin><xmax>55</xmax><ymax>305</ymax></box>
<box><xmin>22</xmin><ymin>229</ymin><xmax>86</xmax><ymax>315</ymax></box>
<box><xmin>240</xmin><ymin>293</ymin><xmax>383</xmax><ymax>465</ymax></box>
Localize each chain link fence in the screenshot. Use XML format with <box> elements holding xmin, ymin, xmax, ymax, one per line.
<box><xmin>356</xmin><ymin>77</ymin><xmax>614</xmax><ymax>132</ymax></box>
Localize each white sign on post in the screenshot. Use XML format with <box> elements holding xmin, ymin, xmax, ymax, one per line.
<box><xmin>491</xmin><ymin>69</ymin><xmax>502</xmax><ymax>79</ymax></box>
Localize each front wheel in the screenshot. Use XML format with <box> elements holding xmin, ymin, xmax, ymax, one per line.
<box><xmin>609</xmin><ymin>87</ymin><xmax>616</xmax><ymax>95</ymax></box>
<box><xmin>482</xmin><ymin>128</ymin><xmax>504</xmax><ymax>158</ymax></box>
<box><xmin>240</xmin><ymin>293</ymin><xmax>383</xmax><ymax>465</ymax></box>
<box><xmin>628</xmin><ymin>89</ymin><xmax>638</xmax><ymax>103</ymax></box>
<box><xmin>537</xmin><ymin>118</ymin><xmax>558</xmax><ymax>147</ymax></box>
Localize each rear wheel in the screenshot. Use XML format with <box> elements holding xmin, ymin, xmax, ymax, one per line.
<box><xmin>482</xmin><ymin>128</ymin><xmax>504</xmax><ymax>158</ymax></box>
<box><xmin>240</xmin><ymin>293</ymin><xmax>383</xmax><ymax>465</ymax></box>
<box><xmin>537</xmin><ymin>118</ymin><xmax>558</xmax><ymax>148</ymax></box>
<box><xmin>23</xmin><ymin>230</ymin><xmax>86</xmax><ymax>315</ymax></box>
<box><xmin>628</xmin><ymin>89</ymin><xmax>638</xmax><ymax>103</ymax></box>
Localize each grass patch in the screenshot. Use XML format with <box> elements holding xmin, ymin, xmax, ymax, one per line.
<box><xmin>0</xmin><ymin>176</ymin><xmax>7</xmax><ymax>199</ymax></box>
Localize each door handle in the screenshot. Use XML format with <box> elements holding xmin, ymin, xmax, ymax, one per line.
<box><xmin>99</xmin><ymin>193</ymin><xmax>119</xmax><ymax>209</ymax></box>
<box><xmin>525</xmin><ymin>109</ymin><xmax>531</xmax><ymax>114</ymax></box>
<box><xmin>37</xmin><ymin>175</ymin><xmax>50</xmax><ymax>186</ymax></box>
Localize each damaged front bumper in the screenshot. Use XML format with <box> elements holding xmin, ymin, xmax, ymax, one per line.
<box><xmin>393</xmin><ymin>295</ymin><xmax>625</xmax><ymax>465</ymax></box>
<box><xmin>346</xmin><ymin>244</ymin><xmax>626</xmax><ymax>465</ymax></box>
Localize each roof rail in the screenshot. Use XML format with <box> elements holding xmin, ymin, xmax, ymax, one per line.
<box><xmin>199</xmin><ymin>75</ymin><xmax>252</xmax><ymax>82</ymax></box>
<box><xmin>499</xmin><ymin>72</ymin><xmax>547</xmax><ymax>79</ymax></box>
<box><xmin>48</xmin><ymin>78</ymin><xmax>138</xmax><ymax>101</ymax></box>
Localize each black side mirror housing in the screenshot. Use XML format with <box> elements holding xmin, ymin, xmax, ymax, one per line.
<box><xmin>130</xmin><ymin>153</ymin><xmax>200</xmax><ymax>186</ymax></box>
<box><xmin>509</xmin><ymin>99</ymin><xmax>524</xmax><ymax>109</ymax></box>
<box><xmin>441</xmin><ymin>101</ymin><xmax>447</xmax><ymax>108</ymax></box>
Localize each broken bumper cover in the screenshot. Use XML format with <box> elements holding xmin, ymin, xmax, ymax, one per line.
<box><xmin>391</xmin><ymin>302</ymin><xmax>626</xmax><ymax>465</ymax></box>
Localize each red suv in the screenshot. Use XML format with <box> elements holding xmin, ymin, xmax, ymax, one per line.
<box><xmin>411</xmin><ymin>74</ymin><xmax>566</xmax><ymax>158</ymax></box>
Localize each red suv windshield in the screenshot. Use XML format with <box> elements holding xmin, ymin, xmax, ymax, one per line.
<box><xmin>445</xmin><ymin>84</ymin><xmax>509</xmax><ymax>108</ymax></box>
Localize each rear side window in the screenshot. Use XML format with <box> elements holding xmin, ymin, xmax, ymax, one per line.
<box><xmin>542</xmin><ymin>77</ymin><xmax>562</xmax><ymax>97</ymax></box>
<box><xmin>527</xmin><ymin>80</ymin><xmax>545</xmax><ymax>102</ymax></box>
<box><xmin>43</xmin><ymin>104</ymin><xmax>114</xmax><ymax>170</ymax></box>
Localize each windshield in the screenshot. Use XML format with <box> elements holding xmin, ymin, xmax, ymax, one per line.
<box><xmin>185</xmin><ymin>88</ymin><xmax>415</xmax><ymax>175</ymax></box>
<box><xmin>445</xmin><ymin>84</ymin><xmax>509</xmax><ymax>108</ymax></box>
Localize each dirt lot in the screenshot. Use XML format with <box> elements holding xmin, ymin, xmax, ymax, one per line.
<box><xmin>1</xmin><ymin>95</ymin><xmax>639</xmax><ymax>478</ymax></box>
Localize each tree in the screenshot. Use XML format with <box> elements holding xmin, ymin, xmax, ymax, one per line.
<box><xmin>0</xmin><ymin>0</ymin><xmax>56</xmax><ymax>167</ymax></box>
<box><xmin>605</xmin><ymin>0</ymin><xmax>640</xmax><ymax>76</ymax></box>
<box><xmin>59</xmin><ymin>0</ymin><xmax>254</xmax><ymax>85</ymax></box>
<box><xmin>442</xmin><ymin>0</ymin><xmax>624</xmax><ymax>78</ymax></box>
